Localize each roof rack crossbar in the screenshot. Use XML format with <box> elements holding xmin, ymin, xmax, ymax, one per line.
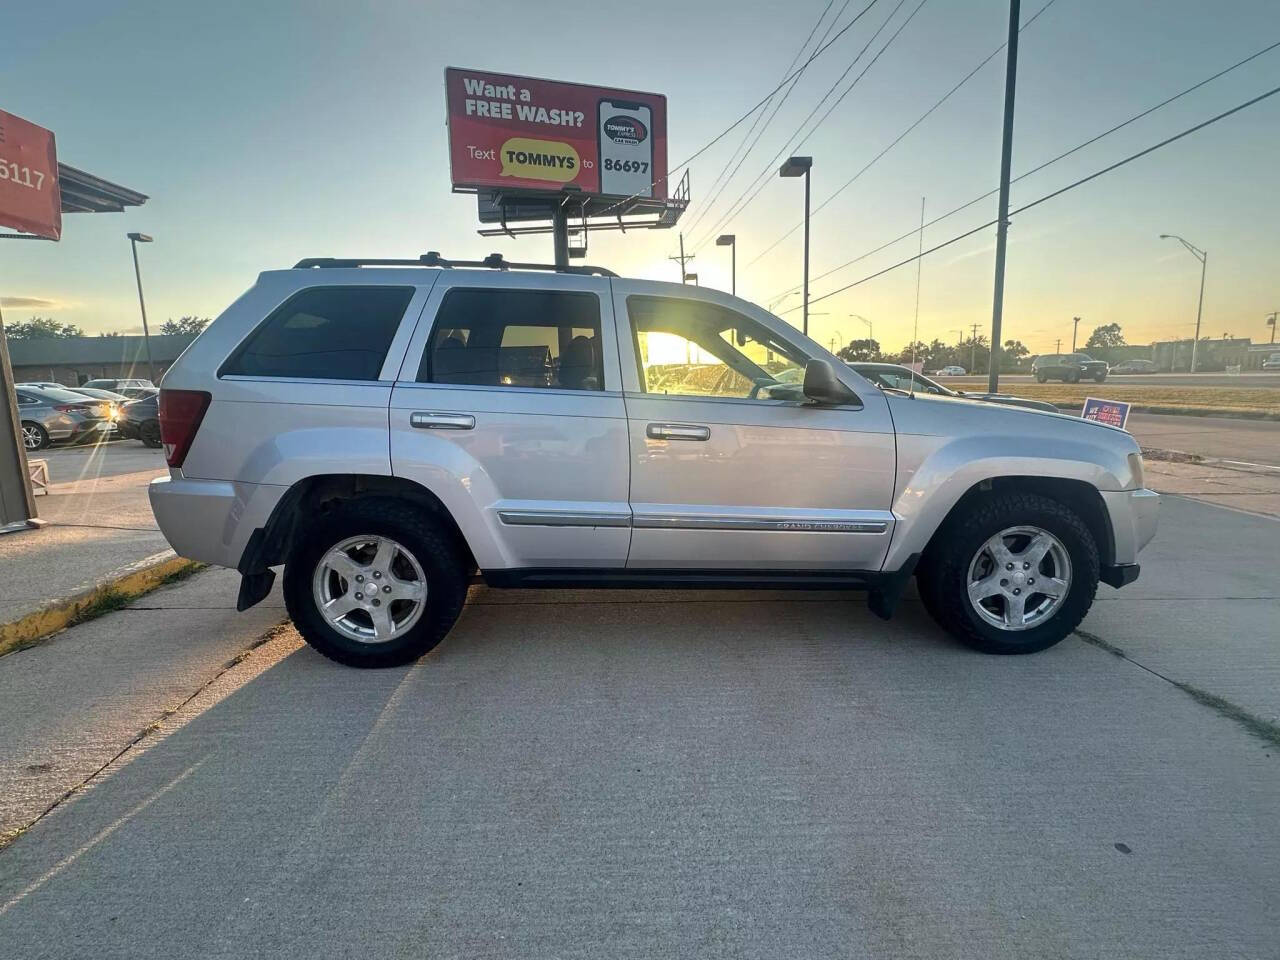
<box><xmin>292</xmin><ymin>253</ymin><xmax>616</xmax><ymax>277</ymax></box>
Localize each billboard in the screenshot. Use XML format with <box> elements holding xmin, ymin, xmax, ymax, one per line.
<box><xmin>0</xmin><ymin>109</ymin><xmax>60</xmax><ymax>240</ymax></box>
<box><xmin>445</xmin><ymin>67</ymin><xmax>667</xmax><ymax>201</ymax></box>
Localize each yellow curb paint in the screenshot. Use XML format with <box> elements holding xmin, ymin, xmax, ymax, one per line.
<box><xmin>0</xmin><ymin>553</ymin><xmax>203</xmax><ymax>659</ymax></box>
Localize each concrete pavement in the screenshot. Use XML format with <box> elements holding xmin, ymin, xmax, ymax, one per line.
<box><xmin>1126</xmin><ymin>412</ymin><xmax>1279</xmax><ymax>466</ymax></box>
<box><xmin>1</xmin><ymin>498</ymin><xmax>1277</xmax><ymax>958</ymax></box>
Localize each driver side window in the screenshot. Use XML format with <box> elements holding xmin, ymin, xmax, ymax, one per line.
<box><xmin>627</xmin><ymin>295</ymin><xmax>808</xmax><ymax>400</ymax></box>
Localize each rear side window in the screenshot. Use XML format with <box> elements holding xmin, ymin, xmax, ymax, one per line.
<box><xmin>417</xmin><ymin>288</ymin><xmax>603</xmax><ymax>391</ymax></box>
<box><xmin>222</xmin><ymin>286</ymin><xmax>415</xmax><ymax>381</ymax></box>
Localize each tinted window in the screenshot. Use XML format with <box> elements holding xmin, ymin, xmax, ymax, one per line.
<box><xmin>16</xmin><ymin>392</ymin><xmax>37</xmax><ymax>404</ymax></box>
<box><xmin>418</xmin><ymin>288</ymin><xmax>603</xmax><ymax>391</ymax></box>
<box><xmin>222</xmin><ymin>286</ymin><xmax>414</xmax><ymax>380</ymax></box>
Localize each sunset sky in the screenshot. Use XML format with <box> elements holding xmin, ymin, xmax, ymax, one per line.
<box><xmin>2</xmin><ymin>0</ymin><xmax>1277</xmax><ymax>356</ymax></box>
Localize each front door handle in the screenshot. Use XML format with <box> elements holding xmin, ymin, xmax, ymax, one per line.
<box><xmin>647</xmin><ymin>422</ymin><xmax>710</xmax><ymax>441</ymax></box>
<box><xmin>411</xmin><ymin>411</ymin><xmax>475</xmax><ymax>430</ymax></box>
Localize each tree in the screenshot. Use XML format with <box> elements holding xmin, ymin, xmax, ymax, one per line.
<box><xmin>836</xmin><ymin>338</ymin><xmax>882</xmax><ymax>362</ymax></box>
<box><xmin>1085</xmin><ymin>323</ymin><xmax>1125</xmax><ymax>350</ymax></box>
<box><xmin>4</xmin><ymin>316</ymin><xmax>83</xmax><ymax>340</ymax></box>
<box><xmin>160</xmin><ymin>316</ymin><xmax>212</xmax><ymax>336</ymax></box>
<box><xmin>98</xmin><ymin>331</ymin><xmax>123</xmax><ymax>338</ymax></box>
<box><xmin>1001</xmin><ymin>339</ymin><xmax>1030</xmax><ymax>371</ymax></box>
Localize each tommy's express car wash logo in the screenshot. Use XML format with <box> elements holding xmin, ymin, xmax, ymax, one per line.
<box><xmin>499</xmin><ymin>137</ymin><xmax>580</xmax><ymax>184</ymax></box>
<box><xmin>603</xmin><ymin>115</ymin><xmax>648</xmax><ymax>145</ymax></box>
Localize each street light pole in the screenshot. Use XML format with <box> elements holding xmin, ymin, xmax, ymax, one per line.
<box><xmin>1160</xmin><ymin>233</ymin><xmax>1208</xmax><ymax>373</ymax></box>
<box><xmin>850</xmin><ymin>313</ymin><xmax>872</xmax><ymax>344</ymax></box>
<box><xmin>1071</xmin><ymin>316</ymin><xmax>1080</xmax><ymax>352</ymax></box>
<box><xmin>779</xmin><ymin>157</ymin><xmax>813</xmax><ymax>336</ymax></box>
<box><xmin>128</xmin><ymin>232</ymin><xmax>157</xmax><ymax>384</ymax></box>
<box><xmin>1267</xmin><ymin>311</ymin><xmax>1277</xmax><ymax>344</ymax></box>
<box><xmin>987</xmin><ymin>0</ymin><xmax>1021</xmax><ymax>394</ymax></box>
<box><xmin>716</xmin><ymin>234</ymin><xmax>736</xmax><ymax>296</ymax></box>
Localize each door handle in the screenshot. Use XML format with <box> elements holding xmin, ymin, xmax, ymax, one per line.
<box><xmin>410</xmin><ymin>411</ymin><xmax>475</xmax><ymax>430</ymax></box>
<box><xmin>647</xmin><ymin>422</ymin><xmax>710</xmax><ymax>441</ymax></box>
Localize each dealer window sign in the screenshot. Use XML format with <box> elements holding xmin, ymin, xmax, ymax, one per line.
<box><xmin>0</xmin><ymin>108</ymin><xmax>60</xmax><ymax>240</ymax></box>
<box><xmin>1081</xmin><ymin>396</ymin><xmax>1131</xmax><ymax>430</ymax></box>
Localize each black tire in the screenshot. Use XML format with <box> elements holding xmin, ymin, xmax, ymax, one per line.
<box><xmin>283</xmin><ymin>497</ymin><xmax>468</xmax><ymax>668</ymax></box>
<box><xmin>21</xmin><ymin>422</ymin><xmax>49</xmax><ymax>451</ymax></box>
<box><xmin>1094</xmin><ymin>372</ymin><xmax>1107</xmax><ymax>383</ymax></box>
<box><xmin>917</xmin><ymin>492</ymin><xmax>1099</xmax><ymax>655</ymax></box>
<box><xmin>1065</xmin><ymin>371</ymin><xmax>1080</xmax><ymax>384</ymax></box>
<box><xmin>1035</xmin><ymin>372</ymin><xmax>1048</xmax><ymax>383</ymax></box>
<box><xmin>140</xmin><ymin>420</ymin><xmax>162</xmax><ymax>448</ymax></box>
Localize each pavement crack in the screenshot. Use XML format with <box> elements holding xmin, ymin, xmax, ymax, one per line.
<box><xmin>1075</xmin><ymin>628</ymin><xmax>1280</xmax><ymax>750</ymax></box>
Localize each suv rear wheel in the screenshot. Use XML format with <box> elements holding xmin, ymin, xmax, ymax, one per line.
<box><xmin>917</xmin><ymin>492</ymin><xmax>1099</xmax><ymax>654</ymax></box>
<box><xmin>283</xmin><ymin>498</ymin><xmax>468</xmax><ymax>667</ymax></box>
<box><xmin>1035</xmin><ymin>371</ymin><xmax>1048</xmax><ymax>383</ymax></box>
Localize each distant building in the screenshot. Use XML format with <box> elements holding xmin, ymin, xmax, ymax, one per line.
<box><xmin>1152</xmin><ymin>337</ymin><xmax>1251</xmax><ymax>372</ymax></box>
<box><xmin>6</xmin><ymin>334</ymin><xmax>197</xmax><ymax>386</ymax></box>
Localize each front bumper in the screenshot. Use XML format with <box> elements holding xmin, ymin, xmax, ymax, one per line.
<box><xmin>1100</xmin><ymin>488</ymin><xmax>1159</xmax><ymax>570</ymax></box>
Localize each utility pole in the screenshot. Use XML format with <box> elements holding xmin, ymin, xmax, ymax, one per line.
<box><xmin>1055</xmin><ymin>337</ymin><xmax>1061</xmax><ymax>355</ymax></box>
<box><xmin>1267</xmin><ymin>311</ymin><xmax>1277</xmax><ymax>344</ymax></box>
<box><xmin>1071</xmin><ymin>316</ymin><xmax>1080</xmax><ymax>352</ymax></box>
<box><xmin>668</xmin><ymin>233</ymin><xmax>694</xmax><ymax>284</ymax></box>
<box><xmin>987</xmin><ymin>0</ymin><xmax>1021</xmax><ymax>394</ymax></box>
<box><xmin>970</xmin><ymin>322</ymin><xmax>981</xmax><ymax>374</ymax></box>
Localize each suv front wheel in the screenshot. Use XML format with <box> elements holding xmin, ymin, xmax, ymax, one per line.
<box><xmin>283</xmin><ymin>498</ymin><xmax>468</xmax><ymax>667</ymax></box>
<box><xmin>917</xmin><ymin>492</ymin><xmax>1099</xmax><ymax>654</ymax></box>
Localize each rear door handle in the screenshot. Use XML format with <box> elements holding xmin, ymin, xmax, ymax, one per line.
<box><xmin>647</xmin><ymin>422</ymin><xmax>710</xmax><ymax>441</ymax></box>
<box><xmin>411</xmin><ymin>411</ymin><xmax>475</xmax><ymax>430</ymax></box>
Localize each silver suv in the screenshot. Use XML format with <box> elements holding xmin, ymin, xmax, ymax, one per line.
<box><xmin>149</xmin><ymin>255</ymin><xmax>1158</xmax><ymax>667</ymax></box>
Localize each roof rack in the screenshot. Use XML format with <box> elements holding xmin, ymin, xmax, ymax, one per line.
<box><xmin>292</xmin><ymin>251</ymin><xmax>617</xmax><ymax>277</ymax></box>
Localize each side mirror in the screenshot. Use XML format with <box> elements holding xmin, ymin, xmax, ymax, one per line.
<box><xmin>802</xmin><ymin>358</ymin><xmax>860</xmax><ymax>406</ymax></box>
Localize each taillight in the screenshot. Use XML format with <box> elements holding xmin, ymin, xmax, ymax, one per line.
<box><xmin>54</xmin><ymin>403</ymin><xmax>91</xmax><ymax>412</ymax></box>
<box><xmin>158</xmin><ymin>389</ymin><xmax>211</xmax><ymax>468</ymax></box>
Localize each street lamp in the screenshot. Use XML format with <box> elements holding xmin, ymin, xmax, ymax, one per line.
<box><xmin>1160</xmin><ymin>233</ymin><xmax>1208</xmax><ymax>373</ymax></box>
<box><xmin>768</xmin><ymin>290</ymin><xmax>798</xmax><ymax>313</ymax></box>
<box><xmin>684</xmin><ymin>272</ymin><xmax>699</xmax><ymax>286</ymax></box>
<box><xmin>1266</xmin><ymin>311</ymin><xmax>1277</xmax><ymax>345</ymax></box>
<box><xmin>716</xmin><ymin>234</ymin><xmax>736</xmax><ymax>296</ymax></box>
<box><xmin>127</xmin><ymin>232</ymin><xmax>157</xmax><ymax>384</ymax></box>
<box><xmin>779</xmin><ymin>156</ymin><xmax>813</xmax><ymax>336</ymax></box>
<box><xmin>849</xmin><ymin>313</ymin><xmax>872</xmax><ymax>344</ymax></box>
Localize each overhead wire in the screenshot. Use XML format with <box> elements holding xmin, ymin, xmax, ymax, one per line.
<box><xmin>765</xmin><ymin>37</ymin><xmax>1280</xmax><ymax>302</ymax></box>
<box><xmin>690</xmin><ymin>0</ymin><xmax>928</xmax><ymax>253</ymax></box>
<box><xmin>774</xmin><ymin>82</ymin><xmax>1280</xmax><ymax>312</ymax></box>
<box><xmin>746</xmin><ymin>0</ymin><xmax>1061</xmax><ymax>268</ymax></box>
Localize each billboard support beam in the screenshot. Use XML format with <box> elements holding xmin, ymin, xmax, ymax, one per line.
<box><xmin>551</xmin><ymin>204</ymin><xmax>569</xmax><ymax>268</ymax></box>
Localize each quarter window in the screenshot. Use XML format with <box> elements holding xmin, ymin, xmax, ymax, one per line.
<box><xmin>419</xmin><ymin>288</ymin><xmax>604</xmax><ymax>391</ymax></box>
<box><xmin>221</xmin><ymin>285</ymin><xmax>415</xmax><ymax>381</ymax></box>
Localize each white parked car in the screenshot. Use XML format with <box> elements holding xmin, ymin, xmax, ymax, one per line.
<box><xmin>149</xmin><ymin>255</ymin><xmax>1158</xmax><ymax>667</ymax></box>
<box><xmin>1262</xmin><ymin>353</ymin><xmax>1280</xmax><ymax>371</ymax></box>
<box><xmin>935</xmin><ymin>365</ymin><xmax>967</xmax><ymax>376</ymax></box>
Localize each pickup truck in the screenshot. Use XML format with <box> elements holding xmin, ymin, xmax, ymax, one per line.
<box><xmin>148</xmin><ymin>255</ymin><xmax>1158</xmax><ymax>667</ymax></box>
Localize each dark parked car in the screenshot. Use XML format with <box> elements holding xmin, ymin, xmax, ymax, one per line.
<box><xmin>117</xmin><ymin>393</ymin><xmax>162</xmax><ymax>447</ymax></box>
<box><xmin>848</xmin><ymin>363</ymin><xmax>1060</xmax><ymax>414</ymax></box>
<box><xmin>80</xmin><ymin>377</ymin><xmax>157</xmax><ymax>398</ymax></box>
<box><xmin>1109</xmin><ymin>359</ymin><xmax>1157</xmax><ymax>374</ymax></box>
<box><xmin>1031</xmin><ymin>353</ymin><xmax>1108</xmax><ymax>383</ymax></box>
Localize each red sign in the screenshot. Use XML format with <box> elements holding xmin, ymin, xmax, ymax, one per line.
<box><xmin>445</xmin><ymin>67</ymin><xmax>667</xmax><ymax>201</ymax></box>
<box><xmin>0</xmin><ymin>109</ymin><xmax>60</xmax><ymax>240</ymax></box>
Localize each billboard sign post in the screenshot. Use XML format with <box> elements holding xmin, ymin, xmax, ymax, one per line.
<box><xmin>445</xmin><ymin>67</ymin><xmax>667</xmax><ymax>202</ymax></box>
<box><xmin>0</xmin><ymin>109</ymin><xmax>61</xmax><ymax>240</ymax></box>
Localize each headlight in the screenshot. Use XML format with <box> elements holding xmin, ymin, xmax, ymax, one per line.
<box><xmin>1127</xmin><ymin>452</ymin><xmax>1145</xmax><ymax>490</ymax></box>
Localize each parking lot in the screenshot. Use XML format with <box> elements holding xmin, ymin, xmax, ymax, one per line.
<box><xmin>1</xmin><ymin>434</ymin><xmax>1278</xmax><ymax>958</ymax></box>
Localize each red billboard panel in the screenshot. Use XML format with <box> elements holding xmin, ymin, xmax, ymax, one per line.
<box><xmin>0</xmin><ymin>109</ymin><xmax>60</xmax><ymax>240</ymax></box>
<box><xmin>445</xmin><ymin>67</ymin><xmax>667</xmax><ymax>201</ymax></box>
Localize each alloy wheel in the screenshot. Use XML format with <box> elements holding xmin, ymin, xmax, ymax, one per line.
<box><xmin>966</xmin><ymin>525</ymin><xmax>1072</xmax><ymax>631</ymax></box>
<box><xmin>311</xmin><ymin>535</ymin><xmax>428</xmax><ymax>644</ymax></box>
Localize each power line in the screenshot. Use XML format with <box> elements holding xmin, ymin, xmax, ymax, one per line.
<box><xmin>682</xmin><ymin>0</ymin><xmax>843</xmax><ymax>237</ymax></box>
<box><xmin>598</xmin><ymin>0</ymin><xmax>884</xmax><ymax>216</ymax></box>
<box><xmin>696</xmin><ymin>0</ymin><xmax>926</xmax><ymax>256</ymax></box>
<box><xmin>688</xmin><ymin>0</ymin><xmax>898</xmax><ymax>249</ymax></box>
<box><xmin>776</xmin><ymin>82</ymin><xmax>1280</xmax><ymax>311</ymax></box>
<box><xmin>747</xmin><ymin>0</ymin><xmax>1061</xmax><ymax>268</ymax></box>
<box><xmin>766</xmin><ymin>37</ymin><xmax>1280</xmax><ymax>302</ymax></box>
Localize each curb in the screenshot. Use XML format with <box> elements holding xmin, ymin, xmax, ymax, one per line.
<box><xmin>0</xmin><ymin>551</ymin><xmax>202</xmax><ymax>659</ymax></box>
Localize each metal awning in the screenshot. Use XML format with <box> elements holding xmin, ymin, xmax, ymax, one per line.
<box><xmin>56</xmin><ymin>163</ymin><xmax>149</xmax><ymax>214</ymax></box>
